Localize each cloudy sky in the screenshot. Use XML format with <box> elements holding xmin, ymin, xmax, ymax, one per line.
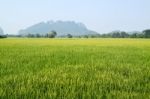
<box><xmin>0</xmin><ymin>0</ymin><xmax>150</xmax><ymax>34</ymax></box>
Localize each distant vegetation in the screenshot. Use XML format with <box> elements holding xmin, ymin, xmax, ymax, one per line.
<box><xmin>18</xmin><ymin>21</ymin><xmax>98</xmax><ymax>36</ymax></box>
<box><xmin>13</xmin><ymin>29</ymin><xmax>150</xmax><ymax>38</ymax></box>
<box><xmin>99</xmin><ymin>29</ymin><xmax>150</xmax><ymax>38</ymax></box>
<box><xmin>17</xmin><ymin>20</ymin><xmax>150</xmax><ymax>38</ymax></box>
<box><xmin>0</xmin><ymin>35</ymin><xmax>7</xmax><ymax>38</ymax></box>
<box><xmin>26</xmin><ymin>30</ymin><xmax>57</xmax><ymax>38</ymax></box>
<box><xmin>1</xmin><ymin>22</ymin><xmax>150</xmax><ymax>39</ymax></box>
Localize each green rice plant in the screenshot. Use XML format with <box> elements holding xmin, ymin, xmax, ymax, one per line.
<box><xmin>0</xmin><ymin>38</ymin><xmax>150</xmax><ymax>99</ymax></box>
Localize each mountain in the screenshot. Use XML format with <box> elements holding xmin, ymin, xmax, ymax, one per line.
<box><xmin>0</xmin><ymin>27</ymin><xmax>4</xmax><ymax>35</ymax></box>
<box><xmin>19</xmin><ymin>21</ymin><xmax>98</xmax><ymax>36</ymax></box>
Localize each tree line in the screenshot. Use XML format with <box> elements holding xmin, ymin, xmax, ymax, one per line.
<box><xmin>25</xmin><ymin>29</ymin><xmax>150</xmax><ymax>38</ymax></box>
<box><xmin>1</xmin><ymin>29</ymin><xmax>150</xmax><ymax>38</ymax></box>
<box><xmin>96</xmin><ymin>29</ymin><xmax>150</xmax><ymax>38</ymax></box>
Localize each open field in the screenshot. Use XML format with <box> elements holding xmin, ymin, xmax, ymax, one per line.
<box><xmin>0</xmin><ymin>38</ymin><xmax>150</xmax><ymax>98</ymax></box>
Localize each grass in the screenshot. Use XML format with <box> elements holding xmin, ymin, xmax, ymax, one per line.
<box><xmin>0</xmin><ymin>38</ymin><xmax>150</xmax><ymax>99</ymax></box>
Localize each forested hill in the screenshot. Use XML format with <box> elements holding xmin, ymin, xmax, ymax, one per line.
<box><xmin>19</xmin><ymin>21</ymin><xmax>98</xmax><ymax>36</ymax></box>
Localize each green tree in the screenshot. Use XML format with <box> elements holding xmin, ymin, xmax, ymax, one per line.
<box><xmin>67</xmin><ymin>34</ymin><xmax>73</xmax><ymax>38</ymax></box>
<box><xmin>48</xmin><ymin>31</ymin><xmax>57</xmax><ymax>38</ymax></box>
<box><xmin>36</xmin><ymin>34</ymin><xmax>41</xmax><ymax>38</ymax></box>
<box><xmin>130</xmin><ymin>33</ymin><xmax>137</xmax><ymax>38</ymax></box>
<box><xmin>120</xmin><ymin>31</ymin><xmax>129</xmax><ymax>38</ymax></box>
<box><xmin>27</xmin><ymin>33</ymin><xmax>34</xmax><ymax>38</ymax></box>
<box><xmin>143</xmin><ymin>29</ymin><xmax>150</xmax><ymax>38</ymax></box>
<box><xmin>83</xmin><ymin>35</ymin><xmax>89</xmax><ymax>38</ymax></box>
<box><xmin>111</xmin><ymin>32</ymin><xmax>121</xmax><ymax>38</ymax></box>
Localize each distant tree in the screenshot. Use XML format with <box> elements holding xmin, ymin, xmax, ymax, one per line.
<box><xmin>27</xmin><ymin>34</ymin><xmax>34</xmax><ymax>38</ymax></box>
<box><xmin>36</xmin><ymin>34</ymin><xmax>41</xmax><ymax>38</ymax></box>
<box><xmin>0</xmin><ymin>35</ymin><xmax>7</xmax><ymax>38</ymax></box>
<box><xmin>111</xmin><ymin>32</ymin><xmax>121</xmax><ymax>38</ymax></box>
<box><xmin>83</xmin><ymin>35</ymin><xmax>89</xmax><ymax>38</ymax></box>
<box><xmin>67</xmin><ymin>34</ymin><xmax>73</xmax><ymax>38</ymax></box>
<box><xmin>90</xmin><ymin>35</ymin><xmax>97</xmax><ymax>38</ymax></box>
<box><xmin>101</xmin><ymin>34</ymin><xmax>108</xmax><ymax>38</ymax></box>
<box><xmin>130</xmin><ymin>33</ymin><xmax>137</xmax><ymax>38</ymax></box>
<box><xmin>120</xmin><ymin>31</ymin><xmax>129</xmax><ymax>38</ymax></box>
<box><xmin>143</xmin><ymin>29</ymin><xmax>150</xmax><ymax>38</ymax></box>
<box><xmin>51</xmin><ymin>30</ymin><xmax>57</xmax><ymax>36</ymax></box>
<box><xmin>78</xmin><ymin>36</ymin><xmax>81</xmax><ymax>38</ymax></box>
<box><xmin>48</xmin><ymin>31</ymin><xmax>57</xmax><ymax>38</ymax></box>
<box><xmin>136</xmin><ymin>33</ymin><xmax>144</xmax><ymax>38</ymax></box>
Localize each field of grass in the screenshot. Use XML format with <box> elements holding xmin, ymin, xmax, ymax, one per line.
<box><xmin>0</xmin><ymin>38</ymin><xmax>150</xmax><ymax>99</ymax></box>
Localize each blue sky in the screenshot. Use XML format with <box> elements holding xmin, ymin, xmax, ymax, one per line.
<box><xmin>0</xmin><ymin>0</ymin><xmax>150</xmax><ymax>34</ymax></box>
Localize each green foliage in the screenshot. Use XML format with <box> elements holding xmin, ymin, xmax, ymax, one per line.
<box><xmin>0</xmin><ymin>38</ymin><xmax>150</xmax><ymax>98</ymax></box>
<box><xmin>67</xmin><ymin>34</ymin><xmax>73</xmax><ymax>38</ymax></box>
<box><xmin>35</xmin><ymin>34</ymin><xmax>41</xmax><ymax>38</ymax></box>
<box><xmin>27</xmin><ymin>33</ymin><xmax>35</xmax><ymax>38</ymax></box>
<box><xmin>143</xmin><ymin>29</ymin><xmax>150</xmax><ymax>38</ymax></box>
<box><xmin>83</xmin><ymin>35</ymin><xmax>89</xmax><ymax>38</ymax></box>
<box><xmin>0</xmin><ymin>35</ymin><xmax>7</xmax><ymax>38</ymax></box>
<box><xmin>47</xmin><ymin>31</ymin><xmax>57</xmax><ymax>38</ymax></box>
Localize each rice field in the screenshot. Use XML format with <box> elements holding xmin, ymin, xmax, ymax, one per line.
<box><xmin>0</xmin><ymin>38</ymin><xmax>150</xmax><ymax>99</ymax></box>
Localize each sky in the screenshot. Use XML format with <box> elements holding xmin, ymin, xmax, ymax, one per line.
<box><xmin>0</xmin><ymin>0</ymin><xmax>150</xmax><ymax>34</ymax></box>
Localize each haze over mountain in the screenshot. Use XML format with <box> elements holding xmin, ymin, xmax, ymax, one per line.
<box><xmin>0</xmin><ymin>27</ymin><xmax>4</xmax><ymax>35</ymax></box>
<box><xmin>19</xmin><ymin>21</ymin><xmax>98</xmax><ymax>36</ymax></box>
